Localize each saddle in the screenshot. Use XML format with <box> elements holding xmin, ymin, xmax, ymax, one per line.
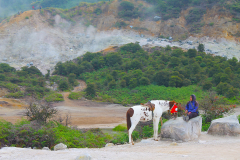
<box><xmin>141</xmin><ymin>101</ymin><xmax>155</xmax><ymax>111</ymax></box>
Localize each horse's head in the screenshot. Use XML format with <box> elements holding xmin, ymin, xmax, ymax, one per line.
<box><xmin>169</xmin><ymin>100</ymin><xmax>181</xmax><ymax>110</ymax></box>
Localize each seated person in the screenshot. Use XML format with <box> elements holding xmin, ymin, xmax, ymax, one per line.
<box><xmin>183</xmin><ymin>94</ymin><xmax>199</xmax><ymax>121</ymax></box>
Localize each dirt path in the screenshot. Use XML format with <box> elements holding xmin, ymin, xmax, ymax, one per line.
<box><xmin>1</xmin><ymin>132</ymin><xmax>240</xmax><ymax>160</ymax></box>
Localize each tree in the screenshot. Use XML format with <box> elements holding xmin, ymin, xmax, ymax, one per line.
<box><xmin>58</xmin><ymin>80</ymin><xmax>69</xmax><ymax>91</ymax></box>
<box><xmin>45</xmin><ymin>70</ymin><xmax>50</xmax><ymax>79</ymax></box>
<box><xmin>154</xmin><ymin>71</ymin><xmax>170</xmax><ymax>87</ymax></box>
<box><xmin>197</xmin><ymin>43</ymin><xmax>204</xmax><ymax>52</ymax></box>
<box><xmin>25</xmin><ymin>101</ymin><xmax>57</xmax><ymax>124</ymax></box>
<box><xmin>68</xmin><ymin>73</ymin><xmax>76</xmax><ymax>85</ymax></box>
<box><xmin>119</xmin><ymin>1</ymin><xmax>134</xmax><ymax>11</ymax></box>
<box><xmin>187</xmin><ymin>49</ymin><xmax>197</xmax><ymax>58</ymax></box>
<box><xmin>0</xmin><ymin>74</ymin><xmax>6</xmax><ymax>81</ymax></box>
<box><xmin>108</xmin><ymin>80</ymin><xmax>116</xmax><ymax>89</ymax></box>
<box><xmin>216</xmin><ymin>82</ymin><xmax>230</xmax><ymax>95</ymax></box>
<box><xmin>169</xmin><ymin>76</ymin><xmax>182</xmax><ymax>87</ymax></box>
<box><xmin>85</xmin><ymin>83</ymin><xmax>96</xmax><ymax>98</ymax></box>
<box><xmin>202</xmin><ymin>81</ymin><xmax>212</xmax><ymax>90</ymax></box>
<box><xmin>129</xmin><ymin>78</ymin><xmax>138</xmax><ymax>88</ymax></box>
<box><xmin>140</xmin><ymin>77</ymin><xmax>150</xmax><ymax>86</ymax></box>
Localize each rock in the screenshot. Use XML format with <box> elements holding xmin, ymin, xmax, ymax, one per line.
<box><xmin>207</xmin><ymin>115</ymin><xmax>240</xmax><ymax>136</ymax></box>
<box><xmin>105</xmin><ymin>143</ymin><xmax>114</xmax><ymax>147</ymax></box>
<box><xmin>75</xmin><ymin>153</ymin><xmax>92</xmax><ymax>160</ymax></box>
<box><xmin>54</xmin><ymin>143</ymin><xmax>67</xmax><ymax>151</ymax></box>
<box><xmin>160</xmin><ymin>116</ymin><xmax>202</xmax><ymax>142</ymax></box>
<box><xmin>2</xmin><ymin>58</ymin><xmax>7</xmax><ymax>61</ymax></box>
<box><xmin>42</xmin><ymin>147</ymin><xmax>50</xmax><ymax>150</ymax></box>
<box><xmin>153</xmin><ymin>16</ymin><xmax>161</xmax><ymax>21</ymax></box>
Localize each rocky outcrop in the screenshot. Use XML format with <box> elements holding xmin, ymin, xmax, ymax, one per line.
<box><xmin>207</xmin><ymin>115</ymin><xmax>240</xmax><ymax>136</ymax></box>
<box><xmin>160</xmin><ymin>116</ymin><xmax>202</xmax><ymax>142</ymax></box>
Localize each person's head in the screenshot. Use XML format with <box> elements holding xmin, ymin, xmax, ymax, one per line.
<box><xmin>190</xmin><ymin>94</ymin><xmax>196</xmax><ymax>102</ymax></box>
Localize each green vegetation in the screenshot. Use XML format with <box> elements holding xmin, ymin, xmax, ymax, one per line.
<box><xmin>45</xmin><ymin>92</ymin><xmax>64</xmax><ymax>102</ymax></box>
<box><xmin>68</xmin><ymin>92</ymin><xmax>84</xmax><ymax>100</ymax></box>
<box><xmin>112</xmin><ymin>124</ymin><xmax>127</xmax><ymax>131</ymax></box>
<box><xmin>54</xmin><ymin>43</ymin><xmax>240</xmax><ymax>105</ymax></box>
<box><xmin>0</xmin><ymin>63</ymin><xmax>75</xmax><ymax>102</ymax></box>
<box><xmin>0</xmin><ymin>119</ymin><xmax>111</xmax><ymax>149</ymax></box>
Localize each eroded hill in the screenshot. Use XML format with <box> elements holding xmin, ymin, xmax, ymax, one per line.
<box><xmin>1</xmin><ymin>0</ymin><xmax>240</xmax><ymax>73</ymax></box>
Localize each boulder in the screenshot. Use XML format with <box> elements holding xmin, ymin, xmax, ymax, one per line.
<box><xmin>207</xmin><ymin>115</ymin><xmax>240</xmax><ymax>136</ymax></box>
<box><xmin>42</xmin><ymin>147</ymin><xmax>50</xmax><ymax>150</ymax></box>
<box><xmin>75</xmin><ymin>153</ymin><xmax>92</xmax><ymax>160</ymax></box>
<box><xmin>54</xmin><ymin>143</ymin><xmax>67</xmax><ymax>151</ymax></box>
<box><xmin>160</xmin><ymin>116</ymin><xmax>202</xmax><ymax>142</ymax></box>
<box><xmin>105</xmin><ymin>143</ymin><xmax>114</xmax><ymax>147</ymax></box>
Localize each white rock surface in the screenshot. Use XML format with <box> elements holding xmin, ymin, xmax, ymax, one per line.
<box><xmin>54</xmin><ymin>143</ymin><xmax>67</xmax><ymax>151</ymax></box>
<box><xmin>207</xmin><ymin>115</ymin><xmax>240</xmax><ymax>136</ymax></box>
<box><xmin>160</xmin><ymin>116</ymin><xmax>202</xmax><ymax>142</ymax></box>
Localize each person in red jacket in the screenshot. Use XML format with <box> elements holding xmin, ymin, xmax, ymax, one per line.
<box><xmin>170</xmin><ymin>103</ymin><xmax>178</xmax><ymax>119</ymax></box>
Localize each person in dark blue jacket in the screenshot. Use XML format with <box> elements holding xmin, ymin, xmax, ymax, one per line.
<box><xmin>183</xmin><ymin>94</ymin><xmax>199</xmax><ymax>121</ymax></box>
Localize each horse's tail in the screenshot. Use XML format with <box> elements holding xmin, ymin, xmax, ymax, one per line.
<box><xmin>126</xmin><ymin>108</ymin><xmax>134</xmax><ymax>131</ymax></box>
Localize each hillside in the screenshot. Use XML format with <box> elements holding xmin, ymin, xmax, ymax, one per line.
<box><xmin>1</xmin><ymin>0</ymin><xmax>240</xmax><ymax>74</ymax></box>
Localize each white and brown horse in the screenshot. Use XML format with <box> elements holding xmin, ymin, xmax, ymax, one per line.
<box><xmin>126</xmin><ymin>100</ymin><xmax>178</xmax><ymax>145</ymax></box>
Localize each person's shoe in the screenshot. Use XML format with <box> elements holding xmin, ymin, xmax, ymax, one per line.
<box><xmin>183</xmin><ymin>116</ymin><xmax>186</xmax><ymax>121</ymax></box>
<box><xmin>185</xmin><ymin>116</ymin><xmax>189</xmax><ymax>122</ymax></box>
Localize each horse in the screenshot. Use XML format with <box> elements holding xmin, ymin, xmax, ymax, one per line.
<box><xmin>126</xmin><ymin>100</ymin><xmax>179</xmax><ymax>145</ymax></box>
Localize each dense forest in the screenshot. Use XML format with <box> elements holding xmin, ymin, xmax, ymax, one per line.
<box><xmin>54</xmin><ymin>43</ymin><xmax>240</xmax><ymax>105</ymax></box>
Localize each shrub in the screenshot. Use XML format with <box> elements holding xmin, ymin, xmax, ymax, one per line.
<box><xmin>85</xmin><ymin>83</ymin><xmax>96</xmax><ymax>98</ymax></box>
<box><xmin>209</xmin><ymin>22</ymin><xmax>214</xmax><ymax>26</ymax></box>
<box><xmin>202</xmin><ymin>81</ymin><xmax>212</xmax><ymax>90</ymax></box>
<box><xmin>6</xmin><ymin>91</ymin><xmax>24</xmax><ymax>98</ymax></box>
<box><xmin>0</xmin><ymin>74</ymin><xmax>6</xmax><ymax>81</ymax></box>
<box><xmin>45</xmin><ymin>93</ymin><xmax>64</xmax><ymax>102</ymax></box>
<box><xmin>119</xmin><ymin>1</ymin><xmax>134</xmax><ymax>11</ymax></box>
<box><xmin>58</xmin><ymin>80</ymin><xmax>69</xmax><ymax>91</ymax></box>
<box><xmin>25</xmin><ymin>16</ymin><xmax>29</xmax><ymax>19</ymax></box>
<box><xmin>94</xmin><ymin>8</ymin><xmax>102</xmax><ymax>15</ymax></box>
<box><xmin>68</xmin><ymin>92</ymin><xmax>84</xmax><ymax>100</ymax></box>
<box><xmin>111</xmin><ymin>133</ymin><xmax>128</xmax><ymax>144</ymax></box>
<box><xmin>199</xmin><ymin>91</ymin><xmax>235</xmax><ymax>123</ymax></box>
<box><xmin>25</xmin><ymin>102</ymin><xmax>58</xmax><ymax>124</ymax></box>
<box><xmin>113</xmin><ymin>124</ymin><xmax>127</xmax><ymax>131</ymax></box>
<box><xmin>198</xmin><ymin>44</ymin><xmax>205</xmax><ymax>52</ymax></box>
<box><xmin>114</xmin><ymin>21</ymin><xmax>128</xmax><ymax>28</ymax></box>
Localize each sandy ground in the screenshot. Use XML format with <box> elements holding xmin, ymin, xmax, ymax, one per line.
<box><xmin>0</xmin><ymin>80</ymin><xmax>128</xmax><ymax>128</ymax></box>
<box><xmin>0</xmin><ymin>132</ymin><xmax>240</xmax><ymax>160</ymax></box>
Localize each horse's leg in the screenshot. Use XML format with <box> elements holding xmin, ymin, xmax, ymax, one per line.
<box><xmin>128</xmin><ymin>121</ymin><xmax>138</xmax><ymax>145</ymax></box>
<box><xmin>160</xmin><ymin>117</ymin><xmax>163</xmax><ymax>126</ymax></box>
<box><xmin>153</xmin><ymin>117</ymin><xmax>160</xmax><ymax>140</ymax></box>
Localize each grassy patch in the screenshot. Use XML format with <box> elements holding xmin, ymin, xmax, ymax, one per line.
<box><xmin>68</xmin><ymin>92</ymin><xmax>84</xmax><ymax>100</ymax></box>
<box><xmin>45</xmin><ymin>92</ymin><xmax>64</xmax><ymax>102</ymax></box>
<box><xmin>112</xmin><ymin>124</ymin><xmax>127</xmax><ymax>131</ymax></box>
